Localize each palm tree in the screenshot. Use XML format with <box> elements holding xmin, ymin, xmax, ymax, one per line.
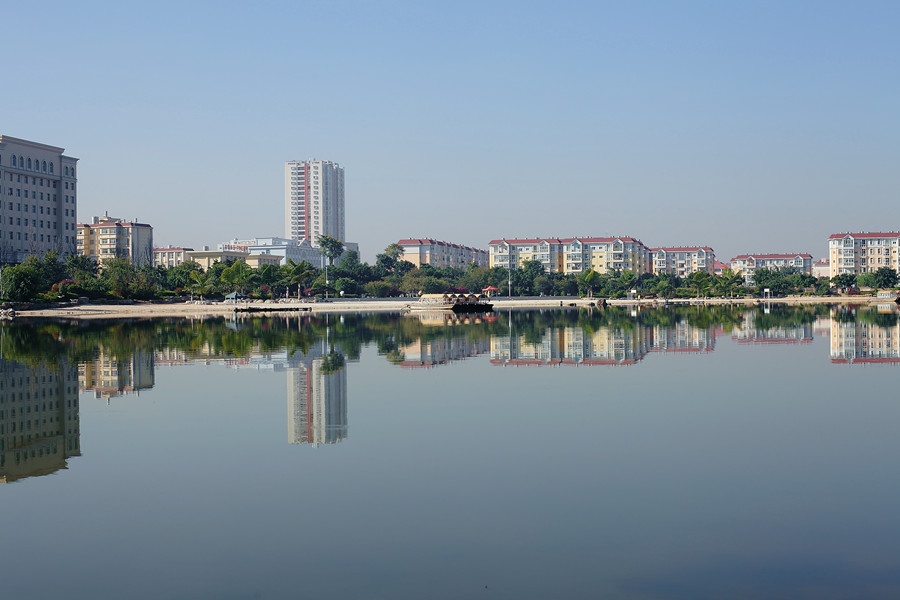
<box><xmin>220</xmin><ymin>260</ymin><xmax>256</xmax><ymax>294</ymax></box>
<box><xmin>688</xmin><ymin>271</ymin><xmax>713</xmax><ymax>298</ymax></box>
<box><xmin>715</xmin><ymin>268</ymin><xmax>743</xmax><ymax>298</ymax></box>
<box><xmin>188</xmin><ymin>270</ymin><xmax>215</xmax><ymax>300</ymax></box>
<box><xmin>281</xmin><ymin>260</ymin><xmax>317</xmax><ymax>299</ymax></box>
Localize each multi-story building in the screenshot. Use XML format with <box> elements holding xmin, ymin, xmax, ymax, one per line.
<box><xmin>153</xmin><ymin>246</ymin><xmax>194</xmax><ymax>268</ymax></box>
<box><xmin>0</xmin><ymin>135</ymin><xmax>79</xmax><ymax>264</ymax></box>
<box><xmin>828</xmin><ymin>232</ymin><xmax>900</xmax><ymax>277</ymax></box>
<box><xmin>284</xmin><ymin>159</ymin><xmax>345</xmax><ymax>247</ymax></box>
<box><xmin>77</xmin><ymin>214</ymin><xmax>154</xmax><ymax>267</ymax></box>
<box><xmin>488</xmin><ymin>236</ymin><xmax>650</xmax><ymax>275</ymax></box>
<box><xmin>397</xmin><ymin>238</ymin><xmax>489</xmax><ymax>269</ymax></box>
<box><xmin>650</xmin><ymin>246</ymin><xmax>715</xmax><ymax>277</ymax></box>
<box><xmin>729</xmin><ymin>253</ymin><xmax>813</xmax><ymax>285</ymax></box>
<box><xmin>220</xmin><ymin>237</ymin><xmax>321</xmax><ymax>267</ymax></box>
<box><xmin>186</xmin><ymin>246</ymin><xmax>281</xmax><ymax>270</ymax></box>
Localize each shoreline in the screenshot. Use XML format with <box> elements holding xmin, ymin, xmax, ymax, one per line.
<box><xmin>7</xmin><ymin>294</ymin><xmax>894</xmax><ymax>320</ymax></box>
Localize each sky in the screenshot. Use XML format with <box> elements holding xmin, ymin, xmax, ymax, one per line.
<box><xmin>4</xmin><ymin>0</ymin><xmax>899</xmax><ymax>263</ymax></box>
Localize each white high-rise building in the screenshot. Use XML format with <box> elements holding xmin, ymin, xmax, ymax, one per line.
<box><xmin>284</xmin><ymin>159</ymin><xmax>345</xmax><ymax>247</ymax></box>
<box><xmin>0</xmin><ymin>135</ymin><xmax>79</xmax><ymax>263</ymax></box>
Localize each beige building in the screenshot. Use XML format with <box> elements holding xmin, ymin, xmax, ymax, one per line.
<box><xmin>186</xmin><ymin>246</ymin><xmax>281</xmax><ymax>270</ymax></box>
<box><xmin>0</xmin><ymin>135</ymin><xmax>79</xmax><ymax>263</ymax></box>
<box><xmin>650</xmin><ymin>246</ymin><xmax>715</xmax><ymax>277</ymax></box>
<box><xmin>397</xmin><ymin>238</ymin><xmax>488</xmax><ymax>269</ymax></box>
<box><xmin>153</xmin><ymin>246</ymin><xmax>194</xmax><ymax>268</ymax></box>
<box><xmin>488</xmin><ymin>236</ymin><xmax>650</xmax><ymax>275</ymax></box>
<box><xmin>77</xmin><ymin>214</ymin><xmax>154</xmax><ymax>267</ymax></box>
<box><xmin>729</xmin><ymin>253</ymin><xmax>813</xmax><ymax>285</ymax></box>
<box><xmin>828</xmin><ymin>232</ymin><xmax>900</xmax><ymax>277</ymax></box>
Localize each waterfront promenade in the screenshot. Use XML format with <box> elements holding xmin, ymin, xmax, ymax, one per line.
<box><xmin>11</xmin><ymin>294</ymin><xmax>893</xmax><ymax>320</ymax></box>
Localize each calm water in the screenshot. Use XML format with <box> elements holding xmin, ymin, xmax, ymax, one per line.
<box><xmin>2</xmin><ymin>305</ymin><xmax>900</xmax><ymax>599</ymax></box>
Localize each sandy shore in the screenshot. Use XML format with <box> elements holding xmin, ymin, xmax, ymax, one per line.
<box><xmin>7</xmin><ymin>294</ymin><xmax>892</xmax><ymax>320</ymax></box>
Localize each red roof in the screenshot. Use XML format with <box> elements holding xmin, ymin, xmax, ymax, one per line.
<box><xmin>649</xmin><ymin>246</ymin><xmax>714</xmax><ymax>252</ymax></box>
<box><xmin>730</xmin><ymin>253</ymin><xmax>813</xmax><ymax>261</ymax></box>
<box><xmin>396</xmin><ymin>239</ymin><xmax>486</xmax><ymax>253</ymax></box>
<box><xmin>488</xmin><ymin>236</ymin><xmax>644</xmax><ymax>246</ymax></box>
<box><xmin>828</xmin><ymin>232</ymin><xmax>900</xmax><ymax>240</ymax></box>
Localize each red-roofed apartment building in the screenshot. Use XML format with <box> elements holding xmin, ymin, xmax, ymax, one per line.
<box><xmin>729</xmin><ymin>253</ymin><xmax>813</xmax><ymax>285</ymax></box>
<box><xmin>827</xmin><ymin>232</ymin><xmax>900</xmax><ymax>278</ymax></box>
<box><xmin>397</xmin><ymin>239</ymin><xmax>488</xmax><ymax>269</ymax></box>
<box><xmin>649</xmin><ymin>247</ymin><xmax>715</xmax><ymax>277</ymax></box>
<box><xmin>488</xmin><ymin>236</ymin><xmax>650</xmax><ymax>275</ymax></box>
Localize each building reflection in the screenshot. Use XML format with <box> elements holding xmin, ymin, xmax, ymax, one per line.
<box><xmin>79</xmin><ymin>349</ymin><xmax>155</xmax><ymax>400</ymax></box>
<box><xmin>491</xmin><ymin>325</ymin><xmax>655</xmax><ymax>366</ymax></box>
<box><xmin>0</xmin><ymin>358</ymin><xmax>80</xmax><ymax>484</ymax></box>
<box><xmin>731</xmin><ymin>311</ymin><xmax>814</xmax><ymax>345</ymax></box>
<box><xmin>830</xmin><ymin>310</ymin><xmax>900</xmax><ymax>365</ymax></box>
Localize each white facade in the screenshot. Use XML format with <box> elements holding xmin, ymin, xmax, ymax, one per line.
<box><xmin>153</xmin><ymin>247</ymin><xmax>194</xmax><ymax>268</ymax></box>
<box><xmin>284</xmin><ymin>159</ymin><xmax>345</xmax><ymax>248</ymax></box>
<box><xmin>0</xmin><ymin>135</ymin><xmax>78</xmax><ymax>264</ymax></box>
<box><xmin>221</xmin><ymin>236</ymin><xmax>321</xmax><ymax>266</ymax></box>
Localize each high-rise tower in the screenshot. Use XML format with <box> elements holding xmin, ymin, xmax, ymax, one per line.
<box><xmin>284</xmin><ymin>159</ymin><xmax>344</xmax><ymax>247</ymax></box>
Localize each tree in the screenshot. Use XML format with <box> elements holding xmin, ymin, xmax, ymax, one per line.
<box><xmin>281</xmin><ymin>260</ymin><xmax>317</xmax><ymax>299</ymax></box>
<box><xmin>715</xmin><ymin>268</ymin><xmax>743</xmax><ymax>298</ymax></box>
<box><xmin>220</xmin><ymin>260</ymin><xmax>256</xmax><ymax>293</ymax></box>
<box><xmin>873</xmin><ymin>266</ymin><xmax>898</xmax><ymax>290</ymax></box>
<box><xmin>832</xmin><ymin>273</ymin><xmax>857</xmax><ymax>290</ymax></box>
<box><xmin>577</xmin><ymin>269</ymin><xmax>600</xmax><ymax>297</ymax></box>
<box><xmin>318</xmin><ymin>235</ymin><xmax>344</xmax><ymax>266</ymax></box>
<box><xmin>857</xmin><ymin>272</ymin><xmax>877</xmax><ymax>288</ymax></box>
<box><xmin>688</xmin><ymin>271</ymin><xmax>713</xmax><ymax>298</ymax></box>
<box><xmin>384</xmin><ymin>243</ymin><xmax>403</xmax><ymax>261</ymax></box>
<box><xmin>0</xmin><ymin>261</ymin><xmax>43</xmax><ymax>301</ymax></box>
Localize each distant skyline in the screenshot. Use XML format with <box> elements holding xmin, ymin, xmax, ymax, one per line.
<box><xmin>6</xmin><ymin>0</ymin><xmax>899</xmax><ymax>263</ymax></box>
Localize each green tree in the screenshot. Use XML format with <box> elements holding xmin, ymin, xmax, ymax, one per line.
<box><xmin>577</xmin><ymin>269</ymin><xmax>600</xmax><ymax>297</ymax></box>
<box><xmin>0</xmin><ymin>261</ymin><xmax>43</xmax><ymax>301</ymax></box>
<box><xmin>220</xmin><ymin>260</ymin><xmax>256</xmax><ymax>293</ymax></box>
<box><xmin>832</xmin><ymin>273</ymin><xmax>857</xmax><ymax>290</ymax></box>
<box><xmin>318</xmin><ymin>235</ymin><xmax>345</xmax><ymax>266</ymax></box>
<box><xmin>873</xmin><ymin>266</ymin><xmax>898</xmax><ymax>289</ymax></box>
<box><xmin>714</xmin><ymin>268</ymin><xmax>744</xmax><ymax>298</ymax></box>
<box><xmin>688</xmin><ymin>271</ymin><xmax>713</xmax><ymax>298</ymax></box>
<box><xmin>857</xmin><ymin>272</ymin><xmax>877</xmax><ymax>288</ymax></box>
<box><xmin>281</xmin><ymin>260</ymin><xmax>317</xmax><ymax>299</ymax></box>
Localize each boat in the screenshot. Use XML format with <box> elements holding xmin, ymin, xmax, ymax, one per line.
<box><xmin>406</xmin><ymin>293</ymin><xmax>494</xmax><ymax>313</ymax></box>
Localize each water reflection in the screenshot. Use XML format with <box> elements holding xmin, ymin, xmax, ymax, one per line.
<box><xmin>0</xmin><ymin>303</ymin><xmax>897</xmax><ymax>481</ymax></box>
<box><xmin>0</xmin><ymin>357</ymin><xmax>80</xmax><ymax>483</ymax></box>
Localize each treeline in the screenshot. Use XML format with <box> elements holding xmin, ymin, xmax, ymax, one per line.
<box><xmin>0</xmin><ymin>246</ymin><xmax>893</xmax><ymax>303</ymax></box>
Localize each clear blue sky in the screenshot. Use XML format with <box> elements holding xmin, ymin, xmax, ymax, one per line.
<box><xmin>5</xmin><ymin>0</ymin><xmax>899</xmax><ymax>263</ymax></box>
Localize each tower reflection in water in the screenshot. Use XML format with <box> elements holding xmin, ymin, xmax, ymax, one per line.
<box><xmin>0</xmin><ymin>358</ymin><xmax>81</xmax><ymax>484</ymax></box>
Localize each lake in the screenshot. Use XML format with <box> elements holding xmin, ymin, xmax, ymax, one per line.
<box><xmin>2</xmin><ymin>304</ymin><xmax>900</xmax><ymax>599</ymax></box>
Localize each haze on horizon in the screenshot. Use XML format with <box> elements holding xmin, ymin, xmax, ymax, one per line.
<box><xmin>5</xmin><ymin>0</ymin><xmax>898</xmax><ymax>264</ymax></box>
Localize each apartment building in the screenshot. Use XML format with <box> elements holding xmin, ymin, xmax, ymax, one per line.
<box><xmin>284</xmin><ymin>159</ymin><xmax>344</xmax><ymax>247</ymax></box>
<box><xmin>186</xmin><ymin>246</ymin><xmax>281</xmax><ymax>270</ymax></box>
<box><xmin>650</xmin><ymin>246</ymin><xmax>715</xmax><ymax>277</ymax></box>
<box><xmin>77</xmin><ymin>214</ymin><xmax>154</xmax><ymax>267</ymax></box>
<box><xmin>153</xmin><ymin>246</ymin><xmax>194</xmax><ymax>268</ymax></box>
<box><xmin>397</xmin><ymin>238</ymin><xmax>489</xmax><ymax>269</ymax></box>
<box><xmin>0</xmin><ymin>135</ymin><xmax>78</xmax><ymax>263</ymax></box>
<box><xmin>729</xmin><ymin>253</ymin><xmax>813</xmax><ymax>285</ymax></box>
<box><xmin>488</xmin><ymin>236</ymin><xmax>650</xmax><ymax>275</ymax></box>
<box><xmin>828</xmin><ymin>232</ymin><xmax>900</xmax><ymax>277</ymax></box>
